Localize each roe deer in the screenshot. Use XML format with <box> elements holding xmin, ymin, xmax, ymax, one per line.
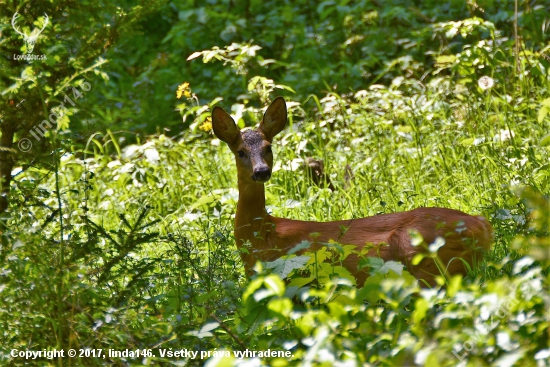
<box><xmin>211</xmin><ymin>97</ymin><xmax>492</xmax><ymax>286</ymax></box>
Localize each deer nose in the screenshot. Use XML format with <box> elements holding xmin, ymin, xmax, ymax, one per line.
<box><xmin>252</xmin><ymin>167</ymin><xmax>271</xmax><ymax>182</ymax></box>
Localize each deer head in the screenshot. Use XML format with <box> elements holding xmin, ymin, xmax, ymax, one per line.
<box><xmin>212</xmin><ymin>97</ymin><xmax>288</xmax><ymax>184</ymax></box>
<box><xmin>11</xmin><ymin>12</ymin><xmax>49</xmax><ymax>54</ymax></box>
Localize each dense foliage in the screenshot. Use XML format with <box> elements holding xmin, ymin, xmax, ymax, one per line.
<box><xmin>0</xmin><ymin>0</ymin><xmax>548</xmax><ymax>366</ymax></box>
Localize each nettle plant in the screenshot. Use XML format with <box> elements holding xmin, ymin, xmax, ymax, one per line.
<box><xmin>184</xmin><ymin>73</ymin><xmax>548</xmax><ymax>366</ymax></box>
<box><xmin>230</xmin><ymin>262</ymin><xmax>547</xmax><ymax>365</ymax></box>
<box><xmin>264</xmin><ymin>235</ymin><xmax>450</xmax><ymax>299</ymax></box>
<box><xmin>216</xmin><ymin>190</ymin><xmax>548</xmax><ymax>366</ymax></box>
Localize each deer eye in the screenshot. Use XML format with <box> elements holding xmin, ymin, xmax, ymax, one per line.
<box><xmin>266</xmin><ymin>145</ymin><xmax>272</xmax><ymax>154</ymax></box>
<box><xmin>237</xmin><ymin>150</ymin><xmax>245</xmax><ymax>158</ymax></box>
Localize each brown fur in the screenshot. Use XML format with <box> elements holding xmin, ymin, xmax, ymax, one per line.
<box><xmin>212</xmin><ymin>97</ymin><xmax>493</xmax><ymax>287</ymax></box>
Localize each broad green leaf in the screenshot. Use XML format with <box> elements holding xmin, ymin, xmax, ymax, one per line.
<box><xmin>537</xmin><ymin>106</ymin><xmax>549</xmax><ymax>123</ymax></box>
<box><xmin>268</xmin><ymin>298</ymin><xmax>292</xmax><ymax>317</ymax></box>
<box><xmin>266</xmin><ymin>255</ymin><xmax>310</xmax><ymax>278</ymax></box>
<box><xmin>357</xmin><ymin>274</ymin><xmax>384</xmax><ymax>303</ymax></box>
<box><xmin>316</xmin><ymin>263</ymin><xmax>356</xmax><ymax>285</ymax></box>
<box><xmin>378</xmin><ymin>261</ymin><xmax>404</xmax><ymax>276</ymax></box>
<box><xmin>287</xmin><ymin>240</ymin><xmax>312</xmax><ymax>255</ymax></box>
<box><xmin>242</xmin><ymin>277</ymin><xmax>264</xmax><ymax>304</ymax></box>
<box><xmin>288</xmin><ymin>276</ymin><xmax>315</xmax><ymax>289</ymax></box>
<box><xmin>264</xmin><ymin>274</ymin><xmax>285</xmax><ymax>297</ymax></box>
<box><xmin>360</xmin><ymin>257</ymin><xmax>384</xmax><ymax>272</ymax></box>
<box><xmin>306</xmin><ymin>247</ymin><xmax>330</xmax><ymax>266</ymax></box>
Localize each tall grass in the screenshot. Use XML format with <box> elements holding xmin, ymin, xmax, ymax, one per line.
<box><xmin>1</xmin><ymin>42</ymin><xmax>548</xmax><ymax>365</ymax></box>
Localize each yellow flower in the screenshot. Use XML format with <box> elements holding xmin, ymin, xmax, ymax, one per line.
<box><xmin>199</xmin><ymin>116</ymin><xmax>212</xmax><ymax>132</ymax></box>
<box><xmin>177</xmin><ymin>82</ymin><xmax>191</xmax><ymax>99</ymax></box>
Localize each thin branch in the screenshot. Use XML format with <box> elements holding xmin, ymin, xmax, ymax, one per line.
<box><xmin>51</xmin><ymin>58</ymin><xmax>109</xmax><ymax>100</ymax></box>
<box><xmin>209</xmin><ymin>313</ymin><xmax>248</xmax><ymax>351</ymax></box>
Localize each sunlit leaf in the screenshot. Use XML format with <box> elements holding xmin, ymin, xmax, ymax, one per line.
<box><xmin>186</xmin><ymin>322</ymin><xmax>219</xmax><ymax>338</ymax></box>
<box><xmin>265</xmin><ymin>255</ymin><xmax>310</xmax><ymax>278</ymax></box>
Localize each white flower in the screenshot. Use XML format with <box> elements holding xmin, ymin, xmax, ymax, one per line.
<box><xmin>478</xmin><ymin>76</ymin><xmax>495</xmax><ymax>90</ymax></box>
<box><xmin>144</xmin><ymin>148</ymin><xmax>160</xmax><ymax>164</ymax></box>
<box><xmin>494</xmin><ymin>129</ymin><xmax>515</xmax><ymax>142</ymax></box>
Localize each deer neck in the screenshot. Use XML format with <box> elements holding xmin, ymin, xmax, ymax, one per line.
<box><xmin>235</xmin><ymin>178</ymin><xmax>272</xmax><ymax>249</ymax></box>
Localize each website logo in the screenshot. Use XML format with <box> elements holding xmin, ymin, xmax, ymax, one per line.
<box><xmin>11</xmin><ymin>12</ymin><xmax>48</xmax><ymax>57</ymax></box>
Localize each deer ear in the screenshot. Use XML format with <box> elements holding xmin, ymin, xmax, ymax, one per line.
<box><xmin>260</xmin><ymin>97</ymin><xmax>287</xmax><ymax>141</ymax></box>
<box><xmin>212</xmin><ymin>107</ymin><xmax>240</xmax><ymax>145</ymax></box>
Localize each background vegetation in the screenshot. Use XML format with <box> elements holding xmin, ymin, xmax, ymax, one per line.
<box><xmin>0</xmin><ymin>0</ymin><xmax>548</xmax><ymax>366</ymax></box>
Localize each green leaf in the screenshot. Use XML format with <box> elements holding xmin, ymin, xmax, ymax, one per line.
<box><xmin>287</xmin><ymin>240</ymin><xmax>312</xmax><ymax>255</ymax></box>
<box><xmin>268</xmin><ymin>298</ymin><xmax>292</xmax><ymax>317</ymax></box>
<box><xmin>306</xmin><ymin>247</ymin><xmax>330</xmax><ymax>265</ymax></box>
<box><xmin>264</xmin><ymin>274</ymin><xmax>285</xmax><ymax>297</ymax></box>
<box><xmin>341</xmin><ymin>245</ymin><xmax>356</xmax><ymax>259</ymax></box>
<box><xmin>242</xmin><ymin>277</ymin><xmax>264</xmax><ymax>304</ymax></box>
<box><xmin>265</xmin><ymin>255</ymin><xmax>310</xmax><ymax>278</ymax></box>
<box><xmin>378</xmin><ymin>261</ymin><xmax>404</xmax><ymax>276</ymax></box>
<box><xmin>288</xmin><ymin>276</ymin><xmax>315</xmax><ymax>289</ymax></box>
<box><xmin>186</xmin><ymin>322</ymin><xmax>219</xmax><ymax>338</ymax></box>
<box><xmin>360</xmin><ymin>257</ymin><xmax>384</xmax><ymax>272</ymax></box>
<box><xmin>412</xmin><ymin>298</ymin><xmax>429</xmax><ymax>326</ymax></box>
<box><xmin>253</xmin><ymin>288</ymin><xmax>276</xmax><ymax>302</ymax></box>
<box><xmin>324</xmin><ymin>241</ymin><xmax>345</xmax><ymax>255</ymax></box>
<box><xmin>186</xmin><ymin>51</ymin><xmax>203</xmax><ymax>61</ymax></box>
<box><xmin>189</xmin><ymin>194</ymin><xmax>215</xmax><ymax>210</ymax></box>
<box><xmin>540</xmin><ymin>134</ymin><xmax>550</xmax><ymax>146</ymax></box>
<box><xmin>538</xmin><ymin>106</ymin><xmax>549</xmax><ymax>123</ymax></box>
<box><xmin>316</xmin><ymin>263</ymin><xmax>356</xmax><ymax>285</ymax></box>
<box><xmin>152</xmin><ymin>322</ymin><xmax>173</xmax><ymax>335</ymax></box>
<box><xmin>460</xmin><ymin>137</ymin><xmax>475</xmax><ymax>146</ymax></box>
<box><xmin>327</xmin><ymin>302</ymin><xmax>346</xmax><ymax>320</ymax></box>
<box><xmin>412</xmin><ymin>253</ymin><xmax>425</xmax><ymax>265</ymax></box>
<box><xmin>435</xmin><ymin>54</ymin><xmax>456</xmax><ymax>66</ymax></box>
<box><xmin>197</xmin><ymin>290</ymin><xmax>216</xmax><ymax>303</ymax></box>
<box><xmin>275</xmin><ymin>83</ymin><xmax>296</xmax><ymax>93</ymax></box>
<box><xmin>445</xmin><ymin>26</ymin><xmax>458</xmax><ymax>38</ymax></box>
<box><xmin>537</xmin><ymin>98</ymin><xmax>550</xmax><ymax>123</ymax></box>
<box><xmin>357</xmin><ymin>274</ymin><xmax>384</xmax><ymax>303</ymax></box>
<box><xmin>447</xmin><ymin>275</ymin><xmax>463</xmax><ymax>297</ymax></box>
